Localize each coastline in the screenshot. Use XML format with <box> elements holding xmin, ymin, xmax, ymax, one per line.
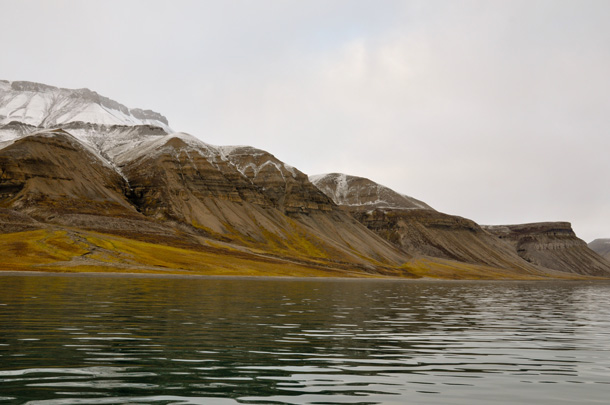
<box><xmin>0</xmin><ymin>269</ymin><xmax>605</xmax><ymax>283</ymax></box>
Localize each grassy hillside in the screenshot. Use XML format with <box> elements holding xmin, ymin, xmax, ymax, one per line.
<box><xmin>0</xmin><ymin>227</ymin><xmax>592</xmax><ymax>280</ymax></box>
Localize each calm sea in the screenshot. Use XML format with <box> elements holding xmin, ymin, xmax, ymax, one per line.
<box><xmin>0</xmin><ymin>274</ymin><xmax>609</xmax><ymax>404</ymax></box>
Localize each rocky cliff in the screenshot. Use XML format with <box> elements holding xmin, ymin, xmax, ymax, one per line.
<box><xmin>312</xmin><ymin>172</ymin><xmax>610</xmax><ymax>278</ymax></box>
<box><xmin>353</xmin><ymin>209</ymin><xmax>538</xmax><ymax>273</ymax></box>
<box><xmin>224</xmin><ymin>147</ymin><xmax>335</xmax><ymax>215</ymax></box>
<box><xmin>0</xmin><ymin>98</ymin><xmax>409</xmax><ymax>274</ymax></box>
<box><xmin>484</xmin><ymin>223</ymin><xmax>610</xmax><ymax>277</ymax></box>
<box><xmin>0</xmin><ymin>129</ymin><xmax>133</xmax><ymax>216</ymax></box>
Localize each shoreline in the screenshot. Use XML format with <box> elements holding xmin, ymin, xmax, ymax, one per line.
<box><xmin>0</xmin><ymin>269</ymin><xmax>606</xmax><ymax>283</ymax></box>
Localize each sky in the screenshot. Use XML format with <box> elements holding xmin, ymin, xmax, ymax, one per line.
<box><xmin>1</xmin><ymin>0</ymin><xmax>609</xmax><ymax>242</ymax></box>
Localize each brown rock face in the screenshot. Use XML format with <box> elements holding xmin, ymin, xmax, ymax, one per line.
<box><xmin>0</xmin><ymin>130</ymin><xmax>135</xmax><ymax>218</ymax></box>
<box><xmin>354</xmin><ymin>208</ymin><xmax>538</xmax><ymax>272</ymax></box>
<box><xmin>589</xmin><ymin>239</ymin><xmax>610</xmax><ymax>261</ymax></box>
<box><xmin>222</xmin><ymin>147</ymin><xmax>335</xmax><ymax>215</ymax></box>
<box><xmin>120</xmin><ymin>136</ymin><xmax>269</xmax><ymax>229</ymax></box>
<box><xmin>485</xmin><ymin>223</ymin><xmax>610</xmax><ymax>277</ymax></box>
<box><xmin>117</xmin><ymin>136</ymin><xmax>407</xmax><ymax>267</ymax></box>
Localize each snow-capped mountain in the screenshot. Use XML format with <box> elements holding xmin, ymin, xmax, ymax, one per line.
<box><xmin>309</xmin><ymin>173</ymin><xmax>433</xmax><ymax>211</ymax></box>
<box><xmin>0</xmin><ymin>79</ymin><xmax>608</xmax><ymax>279</ymax></box>
<box><xmin>0</xmin><ymin>80</ymin><xmax>170</xmax><ymax>132</ymax></box>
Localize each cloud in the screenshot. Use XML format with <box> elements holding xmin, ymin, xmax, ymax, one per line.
<box><xmin>1</xmin><ymin>0</ymin><xmax>608</xmax><ymax>241</ymax></box>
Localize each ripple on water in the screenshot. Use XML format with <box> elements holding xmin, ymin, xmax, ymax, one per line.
<box><xmin>2</xmin><ymin>277</ymin><xmax>610</xmax><ymax>404</ymax></box>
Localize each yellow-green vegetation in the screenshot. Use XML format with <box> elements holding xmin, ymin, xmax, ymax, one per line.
<box><xmin>0</xmin><ymin>229</ymin><xmax>89</xmax><ymax>269</ymax></box>
<box><xmin>403</xmin><ymin>257</ymin><xmax>582</xmax><ymax>280</ymax></box>
<box><xmin>0</xmin><ymin>228</ymin><xmax>377</xmax><ymax>278</ymax></box>
<box><xmin>0</xmin><ymin>228</ymin><xmax>589</xmax><ymax>280</ymax></box>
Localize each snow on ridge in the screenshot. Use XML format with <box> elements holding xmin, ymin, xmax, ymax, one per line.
<box><xmin>310</xmin><ymin>172</ymin><xmax>431</xmax><ymax>210</ymax></box>
<box><xmin>218</xmin><ymin>145</ymin><xmax>299</xmax><ymax>180</ymax></box>
<box><xmin>6</xmin><ymin>128</ymin><xmax>118</xmax><ymax>172</ymax></box>
<box><xmin>216</xmin><ymin>145</ymin><xmax>251</xmax><ymax>155</ymax></box>
<box><xmin>0</xmin><ymin>80</ymin><xmax>171</xmax><ymax>132</ymax></box>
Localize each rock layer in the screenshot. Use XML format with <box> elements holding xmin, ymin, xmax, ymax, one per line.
<box><xmin>485</xmin><ymin>223</ymin><xmax>610</xmax><ymax>277</ymax></box>
<box><xmin>353</xmin><ymin>209</ymin><xmax>538</xmax><ymax>272</ymax></box>
<box><xmin>224</xmin><ymin>147</ymin><xmax>335</xmax><ymax>215</ymax></box>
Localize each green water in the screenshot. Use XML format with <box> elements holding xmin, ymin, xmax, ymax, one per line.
<box><xmin>1</xmin><ymin>274</ymin><xmax>609</xmax><ymax>404</ymax></box>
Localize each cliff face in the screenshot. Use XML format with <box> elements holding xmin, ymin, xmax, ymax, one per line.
<box><xmin>0</xmin><ymin>130</ymin><xmax>134</xmax><ymax>216</ymax></box>
<box><xmin>484</xmin><ymin>223</ymin><xmax>610</xmax><ymax>277</ymax></box>
<box><xmin>353</xmin><ymin>208</ymin><xmax>538</xmax><ymax>273</ymax></box>
<box><xmin>223</xmin><ymin>147</ymin><xmax>335</xmax><ymax>215</ymax></box>
<box><xmin>117</xmin><ymin>135</ymin><xmax>407</xmax><ymax>268</ymax></box>
<box><xmin>589</xmin><ymin>239</ymin><xmax>610</xmax><ymax>261</ymax></box>
<box><xmin>311</xmin><ymin>172</ymin><xmax>610</xmax><ymax>278</ymax></box>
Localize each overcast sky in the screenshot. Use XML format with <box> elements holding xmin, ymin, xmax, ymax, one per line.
<box><xmin>1</xmin><ymin>0</ymin><xmax>609</xmax><ymax>242</ymax></box>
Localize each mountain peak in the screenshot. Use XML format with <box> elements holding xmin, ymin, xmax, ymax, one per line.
<box><xmin>310</xmin><ymin>172</ymin><xmax>433</xmax><ymax>211</ymax></box>
<box><xmin>0</xmin><ymin>80</ymin><xmax>170</xmax><ymax>131</ymax></box>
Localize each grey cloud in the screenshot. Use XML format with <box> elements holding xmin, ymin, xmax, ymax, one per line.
<box><xmin>0</xmin><ymin>0</ymin><xmax>608</xmax><ymax>241</ymax></box>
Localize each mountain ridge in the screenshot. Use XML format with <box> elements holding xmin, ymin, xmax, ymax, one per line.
<box><xmin>310</xmin><ymin>173</ymin><xmax>432</xmax><ymax>211</ymax></box>
<box><xmin>0</xmin><ymin>80</ymin><xmax>170</xmax><ymax>131</ymax></box>
<box><xmin>0</xmin><ymin>80</ymin><xmax>607</xmax><ymax>279</ymax></box>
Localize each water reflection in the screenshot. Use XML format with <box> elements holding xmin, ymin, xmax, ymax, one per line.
<box><xmin>0</xmin><ymin>275</ymin><xmax>609</xmax><ymax>404</ymax></box>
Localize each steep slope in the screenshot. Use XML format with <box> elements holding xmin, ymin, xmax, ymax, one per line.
<box><xmin>118</xmin><ymin>133</ymin><xmax>268</xmax><ymax>229</ymax></box>
<box><xmin>118</xmin><ymin>134</ymin><xmax>409</xmax><ymax>269</ymax></box>
<box><xmin>310</xmin><ymin>173</ymin><xmax>432</xmax><ymax>211</ymax></box>
<box><xmin>0</xmin><ymin>80</ymin><xmax>170</xmax><ymax>131</ymax></box>
<box><xmin>0</xmin><ymin>129</ymin><xmax>177</xmax><ymax>239</ymax></box>
<box><xmin>0</xmin><ymin>81</ymin><xmax>172</xmax><ymax>174</ymax></box>
<box><xmin>589</xmin><ymin>239</ymin><xmax>610</xmax><ymax>261</ymax></box>
<box><xmin>310</xmin><ymin>172</ymin><xmax>541</xmax><ymax>273</ymax></box>
<box><xmin>0</xmin><ymin>129</ymin><xmax>133</xmax><ymax>215</ymax></box>
<box><xmin>222</xmin><ymin>146</ymin><xmax>334</xmax><ymax>215</ymax></box>
<box><xmin>485</xmin><ymin>223</ymin><xmax>610</xmax><ymax>277</ymax></box>
<box><xmin>353</xmin><ymin>209</ymin><xmax>540</xmax><ymax>273</ymax></box>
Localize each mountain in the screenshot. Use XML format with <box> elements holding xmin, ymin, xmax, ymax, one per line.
<box><xmin>312</xmin><ymin>173</ymin><xmax>610</xmax><ymax>278</ymax></box>
<box><xmin>117</xmin><ymin>133</ymin><xmax>408</xmax><ymax>269</ymax></box>
<box><xmin>310</xmin><ymin>173</ymin><xmax>545</xmax><ymax>275</ymax></box>
<box><xmin>0</xmin><ymin>129</ymin><xmax>131</xmax><ymax>215</ymax></box>
<box><xmin>589</xmin><ymin>239</ymin><xmax>610</xmax><ymax>261</ymax></box>
<box><xmin>484</xmin><ymin>223</ymin><xmax>610</xmax><ymax>277</ymax></box>
<box><xmin>0</xmin><ymin>80</ymin><xmax>607</xmax><ymax>279</ymax></box>
<box><xmin>0</xmin><ymin>82</ymin><xmax>412</xmax><ymax>276</ymax></box>
<box><xmin>310</xmin><ymin>173</ymin><xmax>432</xmax><ymax>211</ymax></box>
<box><xmin>0</xmin><ymin>80</ymin><xmax>170</xmax><ymax>131</ymax></box>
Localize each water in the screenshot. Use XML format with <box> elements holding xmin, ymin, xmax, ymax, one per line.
<box><xmin>1</xmin><ymin>274</ymin><xmax>609</xmax><ymax>404</ymax></box>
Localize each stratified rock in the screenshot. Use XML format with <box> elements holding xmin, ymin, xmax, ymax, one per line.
<box><xmin>0</xmin><ymin>129</ymin><xmax>134</xmax><ymax>216</ymax></box>
<box><xmin>353</xmin><ymin>208</ymin><xmax>538</xmax><ymax>272</ymax></box>
<box><xmin>485</xmin><ymin>223</ymin><xmax>610</xmax><ymax>277</ymax></box>
<box><xmin>222</xmin><ymin>146</ymin><xmax>335</xmax><ymax>215</ymax></box>
<box><xmin>118</xmin><ymin>133</ymin><xmax>269</xmax><ymax>231</ymax></box>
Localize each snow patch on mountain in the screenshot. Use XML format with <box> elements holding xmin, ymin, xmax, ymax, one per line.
<box><xmin>218</xmin><ymin>145</ymin><xmax>300</xmax><ymax>181</ymax></box>
<box><xmin>310</xmin><ymin>173</ymin><xmax>433</xmax><ymax>211</ymax></box>
<box><xmin>0</xmin><ymin>81</ymin><xmax>171</xmax><ymax>132</ymax></box>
